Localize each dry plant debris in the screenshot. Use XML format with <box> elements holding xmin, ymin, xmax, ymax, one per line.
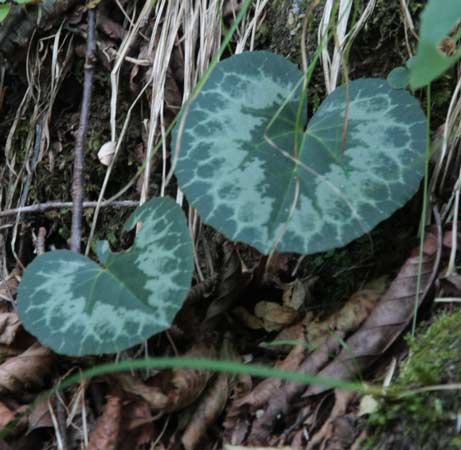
<box><xmin>0</xmin><ymin>1</ymin><xmax>460</xmax><ymax>449</ymax></box>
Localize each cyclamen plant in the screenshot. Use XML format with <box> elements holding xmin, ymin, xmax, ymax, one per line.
<box><xmin>17</xmin><ymin>50</ymin><xmax>427</xmax><ymax>356</ymax></box>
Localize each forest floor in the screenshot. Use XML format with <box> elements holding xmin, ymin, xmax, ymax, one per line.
<box><xmin>0</xmin><ymin>1</ymin><xmax>461</xmax><ymax>449</ymax></box>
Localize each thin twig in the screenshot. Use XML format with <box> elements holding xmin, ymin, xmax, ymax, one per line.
<box><xmin>0</xmin><ymin>200</ymin><xmax>139</xmax><ymax>218</ymax></box>
<box><xmin>71</xmin><ymin>7</ymin><xmax>97</xmax><ymax>253</ymax></box>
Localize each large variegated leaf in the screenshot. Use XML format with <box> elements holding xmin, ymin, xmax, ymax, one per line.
<box><xmin>174</xmin><ymin>51</ymin><xmax>427</xmax><ymax>255</ymax></box>
<box><xmin>17</xmin><ymin>197</ymin><xmax>194</xmax><ymax>356</ymax></box>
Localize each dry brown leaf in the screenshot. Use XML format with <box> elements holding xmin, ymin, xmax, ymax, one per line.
<box><xmin>305</xmin><ymin>390</ymin><xmax>356</xmax><ymax>450</ymax></box>
<box><xmin>0</xmin><ymin>401</ymin><xmax>16</xmax><ymax>429</ymax></box>
<box><xmin>116</xmin><ymin>374</ymin><xmax>168</xmax><ymax>410</ymax></box>
<box><xmin>222</xmin><ymin>374</ymin><xmax>253</xmax><ymax>446</ymax></box>
<box><xmin>306</xmin><ymin>231</ymin><xmax>439</xmax><ymax>396</ymax></box>
<box><xmin>87</xmin><ymin>395</ymin><xmax>122</xmax><ymax>450</ymax></box>
<box><xmin>0</xmin><ymin>313</ymin><xmax>22</xmax><ymax>345</ymax></box>
<box><xmin>181</xmin><ymin>339</ymin><xmax>238</xmax><ymax>450</ymax></box>
<box><xmin>307</xmin><ymin>283</ymin><xmax>386</xmax><ymax>342</ymax></box>
<box><xmin>182</xmin><ymin>373</ymin><xmax>231</xmax><ymax>450</ymax></box>
<box><xmin>0</xmin><ymin>344</ymin><xmax>55</xmax><ymax>396</ymax></box>
<box><xmin>242</xmin><ymin>281</ymin><xmax>385</xmax><ymax>410</ymax></box>
<box><xmin>282</xmin><ymin>278</ymin><xmax>310</xmax><ymax>310</ymax></box>
<box><xmin>206</xmin><ymin>242</ymin><xmax>246</xmax><ymax>320</ymax></box>
<box><xmin>119</xmin><ymin>399</ymin><xmax>155</xmax><ymax>450</ymax></box>
<box><xmin>0</xmin><ymin>270</ymin><xmax>19</xmax><ymax>303</ymax></box>
<box><xmin>249</xmin><ymin>231</ymin><xmax>440</xmax><ymax>444</ymax></box>
<box><xmin>117</xmin><ymin>341</ymin><xmax>217</xmax><ymax>413</ymax></box>
<box><xmin>27</xmin><ymin>399</ymin><xmax>53</xmax><ymax>432</ymax></box>
<box><xmin>237</xmin><ymin>345</ymin><xmax>305</xmax><ymax>410</ymax></box>
<box><xmin>254</xmin><ymin>301</ymin><xmax>300</xmax><ymax>332</ymax></box>
<box><xmin>249</xmin><ymin>334</ymin><xmax>343</xmax><ymax>445</ymax></box>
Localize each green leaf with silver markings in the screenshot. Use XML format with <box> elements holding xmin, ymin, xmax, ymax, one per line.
<box><xmin>174</xmin><ymin>51</ymin><xmax>427</xmax><ymax>255</ymax></box>
<box><xmin>409</xmin><ymin>0</ymin><xmax>461</xmax><ymax>89</ymax></box>
<box><xmin>17</xmin><ymin>197</ymin><xmax>194</xmax><ymax>356</ymax></box>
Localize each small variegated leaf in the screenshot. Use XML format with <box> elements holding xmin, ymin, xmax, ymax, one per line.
<box><xmin>174</xmin><ymin>51</ymin><xmax>427</xmax><ymax>255</ymax></box>
<box><xmin>409</xmin><ymin>0</ymin><xmax>461</xmax><ymax>89</ymax></box>
<box><xmin>17</xmin><ymin>197</ymin><xmax>194</xmax><ymax>356</ymax></box>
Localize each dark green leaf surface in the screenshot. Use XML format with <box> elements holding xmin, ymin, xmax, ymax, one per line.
<box><xmin>17</xmin><ymin>197</ymin><xmax>194</xmax><ymax>356</ymax></box>
<box><xmin>174</xmin><ymin>51</ymin><xmax>427</xmax><ymax>255</ymax></box>
<box><xmin>409</xmin><ymin>0</ymin><xmax>461</xmax><ymax>89</ymax></box>
<box><xmin>387</xmin><ymin>66</ymin><xmax>409</xmax><ymax>90</ymax></box>
<box><xmin>0</xmin><ymin>4</ymin><xmax>10</xmax><ymax>22</ymax></box>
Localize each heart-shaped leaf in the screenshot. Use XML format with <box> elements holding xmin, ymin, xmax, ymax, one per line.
<box><xmin>17</xmin><ymin>197</ymin><xmax>194</xmax><ymax>356</ymax></box>
<box><xmin>174</xmin><ymin>51</ymin><xmax>427</xmax><ymax>255</ymax></box>
<box><xmin>409</xmin><ymin>0</ymin><xmax>461</xmax><ymax>89</ymax></box>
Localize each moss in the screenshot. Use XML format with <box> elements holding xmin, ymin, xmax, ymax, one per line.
<box><xmin>366</xmin><ymin>311</ymin><xmax>461</xmax><ymax>450</ymax></box>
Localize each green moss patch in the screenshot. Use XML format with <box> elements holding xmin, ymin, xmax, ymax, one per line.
<box><xmin>366</xmin><ymin>311</ymin><xmax>461</xmax><ymax>450</ymax></box>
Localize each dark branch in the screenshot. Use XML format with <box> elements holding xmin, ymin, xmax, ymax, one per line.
<box><xmin>0</xmin><ymin>200</ymin><xmax>139</xmax><ymax>218</ymax></box>
<box><xmin>71</xmin><ymin>7</ymin><xmax>97</xmax><ymax>253</ymax></box>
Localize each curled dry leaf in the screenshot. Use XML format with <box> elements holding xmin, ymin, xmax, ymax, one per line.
<box><xmin>306</xmin><ymin>231</ymin><xmax>440</xmax><ymax>396</ymax></box>
<box><xmin>305</xmin><ymin>283</ymin><xmax>386</xmax><ymax>346</ymax></box>
<box><xmin>181</xmin><ymin>339</ymin><xmax>239</xmax><ymax>450</ymax></box>
<box><xmin>0</xmin><ymin>401</ymin><xmax>15</xmax><ymax>428</ymax></box>
<box><xmin>249</xmin><ymin>335</ymin><xmax>343</xmax><ymax>444</ymax></box>
<box><xmin>237</xmin><ymin>344</ymin><xmax>305</xmax><ymax>410</ymax></box>
<box><xmin>97</xmin><ymin>141</ymin><xmax>116</xmax><ymax>166</ymax></box>
<box><xmin>0</xmin><ymin>344</ymin><xmax>55</xmax><ymax>396</ymax></box>
<box><xmin>305</xmin><ymin>390</ymin><xmax>357</xmax><ymax>450</ymax></box>
<box><xmin>249</xmin><ymin>231</ymin><xmax>439</xmax><ymax>443</ymax></box>
<box><xmin>87</xmin><ymin>395</ymin><xmax>122</xmax><ymax>450</ymax></box>
<box><xmin>117</xmin><ymin>342</ymin><xmax>217</xmax><ymax>413</ymax></box>
<box><xmin>119</xmin><ymin>399</ymin><xmax>155</xmax><ymax>450</ymax></box>
<box><xmin>282</xmin><ymin>278</ymin><xmax>310</xmax><ymax>311</ymax></box>
<box><xmin>254</xmin><ymin>301</ymin><xmax>300</xmax><ymax>332</ymax></box>
<box><xmin>242</xmin><ymin>280</ymin><xmax>385</xmax><ymax>410</ymax></box>
<box><xmin>0</xmin><ymin>269</ymin><xmax>19</xmax><ymax>303</ymax></box>
<box><xmin>0</xmin><ymin>313</ymin><xmax>22</xmax><ymax>345</ymax></box>
<box><xmin>206</xmin><ymin>242</ymin><xmax>246</xmax><ymax>320</ymax></box>
<box><xmin>27</xmin><ymin>399</ymin><xmax>53</xmax><ymax>432</ymax></box>
<box><xmin>222</xmin><ymin>374</ymin><xmax>253</xmax><ymax>446</ymax></box>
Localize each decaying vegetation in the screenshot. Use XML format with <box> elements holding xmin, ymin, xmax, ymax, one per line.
<box><xmin>1</xmin><ymin>1</ymin><xmax>461</xmax><ymax>449</ymax></box>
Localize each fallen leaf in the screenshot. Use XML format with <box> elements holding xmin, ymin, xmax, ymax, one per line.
<box><xmin>120</xmin><ymin>399</ymin><xmax>155</xmax><ymax>449</ymax></box>
<box><xmin>182</xmin><ymin>339</ymin><xmax>239</xmax><ymax>450</ymax></box>
<box><xmin>282</xmin><ymin>278</ymin><xmax>310</xmax><ymax>310</ymax></box>
<box><xmin>117</xmin><ymin>341</ymin><xmax>216</xmax><ymax>412</ymax></box>
<box><xmin>249</xmin><ymin>231</ymin><xmax>440</xmax><ymax>443</ymax></box>
<box><xmin>87</xmin><ymin>395</ymin><xmax>122</xmax><ymax>450</ymax></box>
<box><xmin>0</xmin><ymin>344</ymin><xmax>55</xmax><ymax>396</ymax></box>
<box><xmin>28</xmin><ymin>399</ymin><xmax>53</xmax><ymax>432</ymax></box>
<box><xmin>307</xmin><ymin>231</ymin><xmax>439</xmax><ymax>396</ymax></box>
<box><xmin>206</xmin><ymin>242</ymin><xmax>247</xmax><ymax>320</ymax></box>
<box><xmin>222</xmin><ymin>374</ymin><xmax>253</xmax><ymax>446</ymax></box>
<box><xmin>305</xmin><ymin>390</ymin><xmax>356</xmax><ymax>450</ymax></box>
<box><xmin>0</xmin><ymin>313</ymin><xmax>22</xmax><ymax>345</ymax></box>
<box><xmin>237</xmin><ymin>344</ymin><xmax>305</xmax><ymax>409</ymax></box>
<box><xmin>254</xmin><ymin>301</ymin><xmax>300</xmax><ymax>332</ymax></box>
<box><xmin>0</xmin><ymin>401</ymin><xmax>16</xmax><ymax>428</ymax></box>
